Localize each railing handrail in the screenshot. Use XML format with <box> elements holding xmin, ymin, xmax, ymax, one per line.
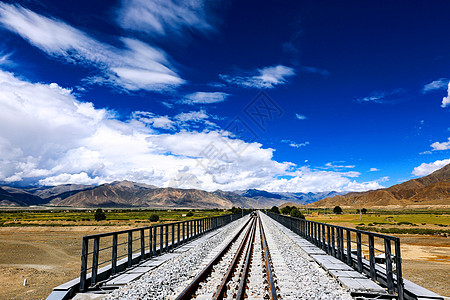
<box><xmin>289</xmin><ymin>217</ymin><xmax>400</xmax><ymax>241</ymax></box>
<box><xmin>79</xmin><ymin>212</ymin><xmax>246</xmax><ymax>292</ymax></box>
<box><xmin>82</xmin><ymin>216</ymin><xmax>218</xmax><ymax>239</ymax></box>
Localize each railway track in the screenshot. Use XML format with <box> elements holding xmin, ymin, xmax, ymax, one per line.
<box><xmin>175</xmin><ymin>212</ymin><xmax>278</xmax><ymax>300</ymax></box>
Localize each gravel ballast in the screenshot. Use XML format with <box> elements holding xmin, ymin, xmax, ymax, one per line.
<box><xmin>260</xmin><ymin>212</ymin><xmax>353</xmax><ymax>300</ymax></box>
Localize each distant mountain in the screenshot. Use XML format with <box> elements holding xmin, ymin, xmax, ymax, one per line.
<box><xmin>48</xmin><ymin>182</ymin><xmax>240</xmax><ymax>208</ymax></box>
<box><xmin>0</xmin><ymin>186</ymin><xmax>46</xmax><ymax>206</ymax></box>
<box><xmin>24</xmin><ymin>184</ymin><xmax>94</xmax><ymax>199</ymax></box>
<box><xmin>235</xmin><ymin>189</ymin><xmax>342</xmax><ymax>206</ymax></box>
<box><xmin>311</xmin><ymin>163</ymin><xmax>450</xmax><ymax>208</ymax></box>
<box><xmin>0</xmin><ymin>180</ymin><xmax>341</xmax><ymax>209</ymax></box>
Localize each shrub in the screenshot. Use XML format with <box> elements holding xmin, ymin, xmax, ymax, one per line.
<box><xmin>281</xmin><ymin>206</ymin><xmax>293</xmax><ymax>215</ymax></box>
<box><xmin>268</xmin><ymin>206</ymin><xmax>280</xmax><ymax>214</ymax></box>
<box><xmin>333</xmin><ymin>206</ymin><xmax>343</xmax><ymax>214</ymax></box>
<box><xmin>186</xmin><ymin>211</ymin><xmax>194</xmax><ymax>217</ymax></box>
<box><xmin>149</xmin><ymin>214</ymin><xmax>159</xmax><ymax>222</ymax></box>
<box><xmin>290</xmin><ymin>207</ymin><xmax>305</xmax><ymax>219</ymax></box>
<box><xmin>94</xmin><ymin>208</ymin><xmax>106</xmax><ymax>221</ymax></box>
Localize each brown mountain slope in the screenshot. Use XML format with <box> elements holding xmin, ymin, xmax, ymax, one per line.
<box><xmin>50</xmin><ymin>181</ymin><xmax>243</xmax><ymax>208</ymax></box>
<box><xmin>310</xmin><ymin>163</ymin><xmax>450</xmax><ymax>208</ymax></box>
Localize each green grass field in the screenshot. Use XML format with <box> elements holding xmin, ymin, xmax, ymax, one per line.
<box><xmin>0</xmin><ymin>208</ymin><xmax>230</xmax><ymax>226</ymax></box>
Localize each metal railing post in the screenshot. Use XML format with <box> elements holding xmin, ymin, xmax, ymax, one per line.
<box><xmin>159</xmin><ymin>226</ymin><xmax>163</xmax><ymax>254</ymax></box>
<box><xmin>171</xmin><ymin>223</ymin><xmax>175</xmax><ymax>250</ymax></box>
<box><xmin>395</xmin><ymin>238</ymin><xmax>404</xmax><ymax>300</ymax></box>
<box><xmin>384</xmin><ymin>239</ymin><xmax>394</xmax><ymax>293</ymax></box>
<box><xmin>356</xmin><ymin>232</ymin><xmax>363</xmax><ymax>273</ymax></box>
<box><xmin>80</xmin><ymin>237</ymin><xmax>88</xmax><ymax>292</ymax></box>
<box><xmin>153</xmin><ymin>226</ymin><xmax>157</xmax><ymax>255</ymax></box>
<box><xmin>165</xmin><ymin>224</ymin><xmax>169</xmax><ymax>252</ymax></box>
<box><xmin>369</xmin><ymin>235</ymin><xmax>376</xmax><ymax>281</ymax></box>
<box><xmin>127</xmin><ymin>232</ymin><xmax>132</xmax><ymax>268</ymax></box>
<box><xmin>346</xmin><ymin>230</ymin><xmax>352</xmax><ymax>266</ymax></box>
<box><xmin>92</xmin><ymin>236</ymin><xmax>99</xmax><ymax>286</ymax></box>
<box><xmin>112</xmin><ymin>233</ymin><xmax>118</xmax><ymax>275</ymax></box>
<box><xmin>149</xmin><ymin>227</ymin><xmax>153</xmax><ymax>257</ymax></box>
<box><xmin>140</xmin><ymin>229</ymin><xmax>145</xmax><ymax>260</ymax></box>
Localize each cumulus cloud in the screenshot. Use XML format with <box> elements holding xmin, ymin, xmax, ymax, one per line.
<box><xmin>117</xmin><ymin>0</ymin><xmax>215</xmax><ymax>36</ymax></box>
<box><xmin>442</xmin><ymin>82</ymin><xmax>450</xmax><ymax>108</ymax></box>
<box><xmin>423</xmin><ymin>78</ymin><xmax>448</xmax><ymax>93</ymax></box>
<box><xmin>220</xmin><ymin>65</ymin><xmax>295</xmax><ymax>89</ymax></box>
<box><xmin>0</xmin><ymin>3</ymin><xmax>184</xmax><ymax>92</ymax></box>
<box><xmin>0</xmin><ymin>69</ymin><xmax>384</xmax><ymax>192</ymax></box>
<box><xmin>430</xmin><ymin>137</ymin><xmax>450</xmax><ymax>151</ymax></box>
<box><xmin>369</xmin><ymin>168</ymin><xmax>380</xmax><ymax>172</ymax></box>
<box><xmin>412</xmin><ymin>158</ymin><xmax>450</xmax><ymax>176</ymax></box>
<box><xmin>181</xmin><ymin>92</ymin><xmax>229</xmax><ymax>104</ymax></box>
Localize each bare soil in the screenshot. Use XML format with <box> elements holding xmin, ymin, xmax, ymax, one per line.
<box><xmin>0</xmin><ymin>226</ymin><xmax>133</xmax><ymax>300</ymax></box>
<box><xmin>0</xmin><ymin>225</ymin><xmax>448</xmax><ymax>299</ymax></box>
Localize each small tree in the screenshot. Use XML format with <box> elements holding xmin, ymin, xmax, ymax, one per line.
<box><xmin>333</xmin><ymin>206</ymin><xmax>343</xmax><ymax>214</ymax></box>
<box><xmin>186</xmin><ymin>211</ymin><xmax>194</xmax><ymax>217</ymax></box>
<box><xmin>149</xmin><ymin>214</ymin><xmax>159</xmax><ymax>222</ymax></box>
<box><xmin>361</xmin><ymin>208</ymin><xmax>367</xmax><ymax>214</ymax></box>
<box><xmin>268</xmin><ymin>206</ymin><xmax>280</xmax><ymax>214</ymax></box>
<box><xmin>290</xmin><ymin>207</ymin><xmax>305</xmax><ymax>219</ymax></box>
<box><xmin>281</xmin><ymin>206</ymin><xmax>293</xmax><ymax>215</ymax></box>
<box><xmin>94</xmin><ymin>208</ymin><xmax>106</xmax><ymax>221</ymax></box>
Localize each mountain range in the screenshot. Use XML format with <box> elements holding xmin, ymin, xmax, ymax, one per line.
<box><xmin>310</xmin><ymin>163</ymin><xmax>450</xmax><ymax>208</ymax></box>
<box><xmin>0</xmin><ymin>180</ymin><xmax>338</xmax><ymax>209</ymax></box>
<box><xmin>1</xmin><ymin>163</ymin><xmax>449</xmax><ymax>209</ymax></box>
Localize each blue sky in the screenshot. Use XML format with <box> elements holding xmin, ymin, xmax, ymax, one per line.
<box><xmin>0</xmin><ymin>0</ymin><xmax>449</xmax><ymax>192</ymax></box>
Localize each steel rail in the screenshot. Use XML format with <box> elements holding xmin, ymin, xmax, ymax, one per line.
<box><xmin>235</xmin><ymin>216</ymin><xmax>258</xmax><ymax>299</ymax></box>
<box><xmin>260</xmin><ymin>215</ymin><xmax>278</xmax><ymax>300</ymax></box>
<box><xmin>213</xmin><ymin>216</ymin><xmax>256</xmax><ymax>300</ymax></box>
<box><xmin>175</xmin><ymin>216</ymin><xmax>253</xmax><ymax>300</ymax></box>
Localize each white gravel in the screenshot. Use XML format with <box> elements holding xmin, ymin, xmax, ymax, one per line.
<box><xmin>107</xmin><ymin>215</ymin><xmax>250</xmax><ymax>300</ymax></box>
<box><xmin>260</xmin><ymin>212</ymin><xmax>353</xmax><ymax>300</ymax></box>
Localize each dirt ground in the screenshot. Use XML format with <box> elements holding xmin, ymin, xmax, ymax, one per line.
<box><xmin>0</xmin><ymin>226</ymin><xmax>133</xmax><ymax>300</ymax></box>
<box><xmin>0</xmin><ymin>226</ymin><xmax>448</xmax><ymax>299</ymax></box>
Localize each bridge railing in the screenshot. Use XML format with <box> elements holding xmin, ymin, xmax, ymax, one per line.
<box><xmin>265</xmin><ymin>212</ymin><xmax>404</xmax><ymax>300</ymax></box>
<box><xmin>79</xmin><ymin>213</ymin><xmax>245</xmax><ymax>291</ymax></box>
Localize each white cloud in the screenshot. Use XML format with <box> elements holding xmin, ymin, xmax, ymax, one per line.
<box><xmin>369</xmin><ymin>168</ymin><xmax>380</xmax><ymax>172</ymax></box>
<box><xmin>0</xmin><ymin>52</ymin><xmax>13</xmax><ymax>66</ymax></box>
<box><xmin>0</xmin><ymin>3</ymin><xmax>184</xmax><ymax>92</ymax></box>
<box><xmin>117</xmin><ymin>0</ymin><xmax>214</xmax><ymax>36</ymax></box>
<box><xmin>324</xmin><ymin>162</ymin><xmax>355</xmax><ymax>169</ymax></box>
<box><xmin>220</xmin><ymin>65</ymin><xmax>295</xmax><ymax>89</ymax></box>
<box><xmin>356</xmin><ymin>89</ymin><xmax>404</xmax><ymax>104</ymax></box>
<box><xmin>442</xmin><ymin>81</ymin><xmax>450</xmax><ymax>108</ymax></box>
<box><xmin>182</xmin><ymin>92</ymin><xmax>229</xmax><ymax>104</ymax></box>
<box><xmin>419</xmin><ymin>151</ymin><xmax>432</xmax><ymax>155</ymax></box>
<box><xmin>430</xmin><ymin>137</ymin><xmax>450</xmax><ymax>151</ymax></box>
<box><xmin>295</xmin><ymin>113</ymin><xmax>307</xmax><ymax>120</ymax></box>
<box><xmin>0</xmin><ymin>69</ymin><xmax>384</xmax><ymax>193</ymax></box>
<box><xmin>423</xmin><ymin>78</ymin><xmax>448</xmax><ymax>93</ymax></box>
<box><xmin>281</xmin><ymin>140</ymin><xmax>309</xmax><ymax>148</ymax></box>
<box><xmin>412</xmin><ymin>158</ymin><xmax>450</xmax><ymax>176</ymax></box>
